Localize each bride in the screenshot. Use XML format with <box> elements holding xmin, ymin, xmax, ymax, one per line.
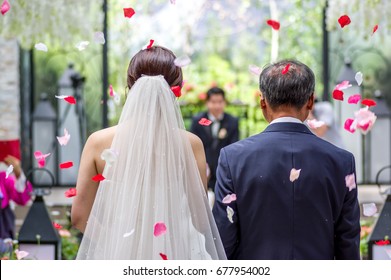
<box><xmin>71</xmin><ymin>46</ymin><xmax>226</xmax><ymax>260</ymax></box>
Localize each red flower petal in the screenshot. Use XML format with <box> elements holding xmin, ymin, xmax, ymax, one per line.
<box><xmin>198</xmin><ymin>118</ymin><xmax>212</xmax><ymax>126</ymax></box>
<box><xmin>123</xmin><ymin>7</ymin><xmax>135</xmax><ymax>18</ymax></box>
<box><xmin>1</xmin><ymin>0</ymin><xmax>10</xmax><ymax>15</ymax></box>
<box><xmin>281</xmin><ymin>63</ymin><xmax>291</xmax><ymax>75</ymax></box>
<box><xmin>361</xmin><ymin>99</ymin><xmax>377</xmax><ymax>107</ymax></box>
<box><xmin>332</xmin><ymin>89</ymin><xmax>344</xmax><ymax>101</ymax></box>
<box><xmin>65</xmin><ymin>188</ymin><xmax>77</xmax><ymax>198</ymax></box>
<box><xmin>92</xmin><ymin>174</ymin><xmax>105</xmax><ymax>182</ymax></box>
<box><xmin>171</xmin><ymin>86</ymin><xmax>181</xmax><ymax>98</ymax></box>
<box><xmin>64</xmin><ymin>96</ymin><xmax>76</xmax><ymax>104</ymax></box>
<box><xmin>338</xmin><ymin>15</ymin><xmax>351</xmax><ymax>28</ymax></box>
<box><xmin>344</xmin><ymin>118</ymin><xmax>355</xmax><ymax>133</ymax></box>
<box><xmin>159</xmin><ymin>253</ymin><xmax>168</xmax><ymax>260</ymax></box>
<box><xmin>372</xmin><ymin>24</ymin><xmax>378</xmax><ymax>35</ymax></box>
<box><xmin>375</xmin><ymin>240</ymin><xmax>390</xmax><ymax>246</ymax></box>
<box><xmin>53</xmin><ymin>222</ymin><xmax>62</xmax><ymax>229</ymax></box>
<box><xmin>147</xmin><ymin>39</ymin><xmax>154</xmax><ymax>49</ymax></box>
<box><xmin>348</xmin><ymin>94</ymin><xmax>361</xmax><ymax>104</ymax></box>
<box><xmin>357</xmin><ymin>121</ymin><xmax>370</xmax><ymax>131</ymax></box>
<box><xmin>59</xmin><ymin>161</ymin><xmax>73</xmax><ymax>169</ymax></box>
<box><xmin>266</xmin><ymin>19</ymin><xmax>280</xmax><ymax>31</ymax></box>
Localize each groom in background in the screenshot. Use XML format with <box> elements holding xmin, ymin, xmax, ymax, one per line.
<box><xmin>213</xmin><ymin>60</ymin><xmax>360</xmax><ymax>259</ymax></box>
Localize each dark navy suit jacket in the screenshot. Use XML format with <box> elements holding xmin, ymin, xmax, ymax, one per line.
<box><xmin>212</xmin><ymin>122</ymin><xmax>360</xmax><ymax>259</ymax></box>
<box><xmin>190</xmin><ymin>112</ymin><xmax>239</xmax><ymax>190</ymax></box>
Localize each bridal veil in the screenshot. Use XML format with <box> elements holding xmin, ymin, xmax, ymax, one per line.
<box><xmin>76</xmin><ymin>75</ymin><xmax>226</xmax><ymax>260</ymax></box>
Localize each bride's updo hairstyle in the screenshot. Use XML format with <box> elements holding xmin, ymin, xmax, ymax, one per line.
<box><xmin>127</xmin><ymin>46</ymin><xmax>183</xmax><ymax>89</ymax></box>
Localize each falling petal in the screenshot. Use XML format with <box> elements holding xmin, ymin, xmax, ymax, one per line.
<box><xmin>1</xmin><ymin>0</ymin><xmax>10</xmax><ymax>15</ymax></box>
<box><xmin>92</xmin><ymin>174</ymin><xmax>105</xmax><ymax>182</ymax></box>
<box><xmin>109</xmin><ymin>84</ymin><xmax>114</xmax><ymax>97</ymax></box>
<box><xmin>338</xmin><ymin>15</ymin><xmax>351</xmax><ymax>28</ymax></box>
<box><xmin>372</xmin><ymin>24</ymin><xmax>378</xmax><ymax>35</ymax></box>
<box><xmin>171</xmin><ymin>86</ymin><xmax>181</xmax><ymax>98</ymax></box>
<box><xmin>159</xmin><ymin>253</ymin><xmax>168</xmax><ymax>260</ymax></box>
<box><xmin>64</xmin><ymin>188</ymin><xmax>77</xmax><ymax>198</ymax></box>
<box><xmin>34</xmin><ymin>151</ymin><xmax>51</xmax><ymax>168</ymax></box>
<box><xmin>154</xmin><ymin>222</ymin><xmax>167</xmax><ymax>237</ymax></box>
<box><xmin>375</xmin><ymin>240</ymin><xmax>390</xmax><ymax>246</ymax></box>
<box><xmin>94</xmin><ymin>32</ymin><xmax>105</xmax><ymax>44</ymax></box>
<box><xmin>335</xmin><ymin>81</ymin><xmax>352</xmax><ymax>91</ymax></box>
<box><xmin>75</xmin><ymin>41</ymin><xmax>89</xmax><ymax>51</ymax></box>
<box><xmin>307</xmin><ymin>119</ymin><xmax>325</xmax><ymax>129</ymax></box>
<box><xmin>15</xmin><ymin>249</ymin><xmax>29</xmax><ymax>260</ymax></box>
<box><xmin>281</xmin><ymin>64</ymin><xmax>291</xmax><ymax>75</ymax></box>
<box><xmin>249</xmin><ymin>65</ymin><xmax>261</xmax><ymax>76</ymax></box>
<box><xmin>355</xmin><ymin>72</ymin><xmax>363</xmax><ymax>86</ymax></box>
<box><xmin>348</xmin><ymin>94</ymin><xmax>361</xmax><ymax>104</ymax></box>
<box><xmin>361</xmin><ymin>99</ymin><xmax>377</xmax><ymax>107</ymax></box>
<box><xmin>53</xmin><ymin>222</ymin><xmax>62</xmax><ymax>229</ymax></box>
<box><xmin>100</xmin><ymin>149</ymin><xmax>118</xmax><ymax>167</ymax></box>
<box><xmin>266</xmin><ymin>19</ymin><xmax>280</xmax><ymax>30</ymax></box>
<box><xmin>227</xmin><ymin>206</ymin><xmax>234</xmax><ymax>223</ymax></box>
<box><xmin>363</xmin><ymin>203</ymin><xmax>377</xmax><ymax>217</ymax></box>
<box><xmin>174</xmin><ymin>56</ymin><xmax>191</xmax><ymax>67</ymax></box>
<box><xmin>59</xmin><ymin>161</ymin><xmax>73</xmax><ymax>169</ymax></box>
<box><xmin>123</xmin><ymin>7</ymin><xmax>135</xmax><ymax>18</ymax></box>
<box><xmin>345</xmin><ymin>173</ymin><xmax>356</xmax><ymax>191</ymax></box>
<box><xmin>58</xmin><ymin>229</ymin><xmax>71</xmax><ymax>237</ymax></box>
<box><xmin>290</xmin><ymin>168</ymin><xmax>301</xmax><ymax>182</ymax></box>
<box><xmin>198</xmin><ymin>118</ymin><xmax>212</xmax><ymax>126</ymax></box>
<box><xmin>55</xmin><ymin>95</ymin><xmax>76</xmax><ymax>104</ymax></box>
<box><xmin>344</xmin><ymin>118</ymin><xmax>356</xmax><ymax>133</ymax></box>
<box><xmin>354</xmin><ymin>107</ymin><xmax>377</xmax><ymax>135</ymax></box>
<box><xmin>5</xmin><ymin>164</ymin><xmax>13</xmax><ymax>179</ymax></box>
<box><xmin>123</xmin><ymin>229</ymin><xmax>135</xmax><ymax>238</ymax></box>
<box><xmin>57</xmin><ymin>128</ymin><xmax>71</xmax><ymax>146</ymax></box>
<box><xmin>146</xmin><ymin>39</ymin><xmax>154</xmax><ymax>49</ymax></box>
<box><xmin>332</xmin><ymin>89</ymin><xmax>344</xmax><ymax>101</ymax></box>
<box><xmin>35</xmin><ymin>43</ymin><xmax>48</xmax><ymax>52</ymax></box>
<box><xmin>222</xmin><ymin>194</ymin><xmax>237</xmax><ymax>204</ymax></box>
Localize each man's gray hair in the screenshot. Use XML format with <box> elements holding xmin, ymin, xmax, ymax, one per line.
<box><xmin>259</xmin><ymin>60</ymin><xmax>315</xmax><ymax>110</ymax></box>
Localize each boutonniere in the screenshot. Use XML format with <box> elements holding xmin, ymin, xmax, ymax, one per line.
<box><xmin>218</xmin><ymin>128</ymin><xmax>227</xmax><ymax>139</ymax></box>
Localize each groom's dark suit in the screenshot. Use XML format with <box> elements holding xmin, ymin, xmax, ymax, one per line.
<box><xmin>213</xmin><ymin>121</ymin><xmax>360</xmax><ymax>260</ymax></box>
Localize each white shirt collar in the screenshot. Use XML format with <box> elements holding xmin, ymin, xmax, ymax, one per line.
<box><xmin>270</xmin><ymin>117</ymin><xmax>303</xmax><ymax>125</ymax></box>
<box><xmin>207</xmin><ymin>113</ymin><xmax>224</xmax><ymax>122</ymax></box>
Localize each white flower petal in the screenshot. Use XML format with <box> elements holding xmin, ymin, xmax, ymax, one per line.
<box><xmin>249</xmin><ymin>65</ymin><xmax>261</xmax><ymax>76</ymax></box>
<box><xmin>290</xmin><ymin>168</ymin><xmax>301</xmax><ymax>182</ymax></box>
<box><xmin>100</xmin><ymin>149</ymin><xmax>118</xmax><ymax>166</ymax></box>
<box><xmin>5</xmin><ymin>164</ymin><xmax>13</xmax><ymax>179</ymax></box>
<box><xmin>123</xmin><ymin>229</ymin><xmax>135</xmax><ymax>238</ymax></box>
<box><xmin>35</xmin><ymin>43</ymin><xmax>48</xmax><ymax>52</ymax></box>
<box><xmin>345</xmin><ymin>173</ymin><xmax>356</xmax><ymax>191</ymax></box>
<box><xmin>15</xmin><ymin>249</ymin><xmax>29</xmax><ymax>260</ymax></box>
<box><xmin>94</xmin><ymin>32</ymin><xmax>105</xmax><ymax>44</ymax></box>
<box><xmin>226</xmin><ymin>206</ymin><xmax>234</xmax><ymax>223</ymax></box>
<box><xmin>75</xmin><ymin>41</ymin><xmax>90</xmax><ymax>51</ymax></box>
<box><xmin>363</xmin><ymin>203</ymin><xmax>377</xmax><ymax>217</ymax></box>
<box><xmin>174</xmin><ymin>56</ymin><xmax>191</xmax><ymax>67</ymax></box>
<box><xmin>355</xmin><ymin>71</ymin><xmax>363</xmax><ymax>86</ymax></box>
<box><xmin>307</xmin><ymin>119</ymin><xmax>325</xmax><ymax>129</ymax></box>
<box><xmin>57</xmin><ymin>128</ymin><xmax>71</xmax><ymax>146</ymax></box>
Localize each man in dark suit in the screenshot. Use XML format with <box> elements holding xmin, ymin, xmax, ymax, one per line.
<box><xmin>190</xmin><ymin>87</ymin><xmax>239</xmax><ymax>191</ymax></box>
<box><xmin>212</xmin><ymin>60</ymin><xmax>360</xmax><ymax>260</ymax></box>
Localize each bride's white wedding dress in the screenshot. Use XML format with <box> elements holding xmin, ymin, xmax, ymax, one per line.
<box><xmin>76</xmin><ymin>76</ymin><xmax>226</xmax><ymax>260</ymax></box>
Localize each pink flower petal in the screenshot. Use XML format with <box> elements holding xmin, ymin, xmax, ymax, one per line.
<box><xmin>332</xmin><ymin>89</ymin><xmax>344</xmax><ymax>101</ymax></box>
<box><xmin>363</xmin><ymin>203</ymin><xmax>377</xmax><ymax>217</ymax></box>
<box><xmin>249</xmin><ymin>65</ymin><xmax>262</xmax><ymax>76</ymax></box>
<box><xmin>345</xmin><ymin>173</ymin><xmax>356</xmax><ymax>191</ymax></box>
<box><xmin>1</xmin><ymin>0</ymin><xmax>10</xmax><ymax>15</ymax></box>
<box><xmin>123</xmin><ymin>7</ymin><xmax>135</xmax><ymax>18</ymax></box>
<box><xmin>348</xmin><ymin>94</ymin><xmax>361</xmax><ymax>104</ymax></box>
<box><xmin>354</xmin><ymin>107</ymin><xmax>377</xmax><ymax>135</ymax></box>
<box><xmin>170</xmin><ymin>0</ymin><xmax>176</xmax><ymax>4</ymax></box>
<box><xmin>222</xmin><ymin>194</ymin><xmax>237</xmax><ymax>204</ymax></box>
<box><xmin>94</xmin><ymin>32</ymin><xmax>106</xmax><ymax>45</ymax></box>
<box><xmin>335</xmin><ymin>80</ymin><xmax>352</xmax><ymax>91</ymax></box>
<box><xmin>57</xmin><ymin>128</ymin><xmax>71</xmax><ymax>146</ymax></box>
<box><xmin>153</xmin><ymin>222</ymin><xmax>167</xmax><ymax>237</ymax></box>
<box><xmin>372</xmin><ymin>24</ymin><xmax>378</xmax><ymax>35</ymax></box>
<box><xmin>307</xmin><ymin>119</ymin><xmax>325</xmax><ymax>129</ymax></box>
<box><xmin>64</xmin><ymin>188</ymin><xmax>77</xmax><ymax>198</ymax></box>
<box><xmin>159</xmin><ymin>253</ymin><xmax>168</xmax><ymax>260</ymax></box>
<box><xmin>344</xmin><ymin>118</ymin><xmax>356</xmax><ymax>133</ymax></box>
<box><xmin>34</xmin><ymin>151</ymin><xmax>51</xmax><ymax>168</ymax></box>
<box><xmin>174</xmin><ymin>56</ymin><xmax>191</xmax><ymax>67</ymax></box>
<box><xmin>226</xmin><ymin>206</ymin><xmax>234</xmax><ymax>223</ymax></box>
<box><xmin>53</xmin><ymin>222</ymin><xmax>62</xmax><ymax>229</ymax></box>
<box><xmin>338</xmin><ymin>15</ymin><xmax>351</xmax><ymax>28</ymax></box>
<box><xmin>198</xmin><ymin>118</ymin><xmax>212</xmax><ymax>126</ymax></box>
<box><xmin>281</xmin><ymin>64</ymin><xmax>290</xmax><ymax>75</ymax></box>
<box><xmin>290</xmin><ymin>168</ymin><xmax>301</xmax><ymax>182</ymax></box>
<box><xmin>59</xmin><ymin>161</ymin><xmax>73</xmax><ymax>169</ymax></box>
<box><xmin>266</xmin><ymin>19</ymin><xmax>280</xmax><ymax>30</ymax></box>
<box><xmin>15</xmin><ymin>249</ymin><xmax>29</xmax><ymax>260</ymax></box>
<box><xmin>109</xmin><ymin>84</ymin><xmax>114</xmax><ymax>97</ymax></box>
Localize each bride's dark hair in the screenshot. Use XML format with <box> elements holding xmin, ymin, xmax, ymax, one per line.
<box><xmin>127</xmin><ymin>46</ymin><xmax>183</xmax><ymax>89</ymax></box>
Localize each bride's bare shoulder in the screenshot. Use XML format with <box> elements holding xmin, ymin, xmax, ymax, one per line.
<box><xmin>85</xmin><ymin>126</ymin><xmax>117</xmax><ymax>150</ymax></box>
<box><xmin>185</xmin><ymin>130</ymin><xmax>204</xmax><ymax>150</ymax></box>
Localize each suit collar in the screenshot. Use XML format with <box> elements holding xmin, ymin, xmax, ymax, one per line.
<box><xmin>264</xmin><ymin>122</ymin><xmax>314</xmax><ymax>135</ymax></box>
